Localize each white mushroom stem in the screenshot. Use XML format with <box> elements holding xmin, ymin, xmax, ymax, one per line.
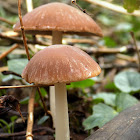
<box><xmin>49</xmin><ymin>86</ymin><xmax>55</xmax><ymax>126</ymax></box>
<box><xmin>50</xmin><ymin>31</ymin><xmax>62</xmax><ymax>128</ymax></box>
<box><xmin>55</xmin><ymin>83</ymin><xmax>70</xmax><ymax>140</ymax></box>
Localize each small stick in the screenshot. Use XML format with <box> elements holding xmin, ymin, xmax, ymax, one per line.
<box><xmin>0</xmin><ymin>33</ymin><xmax>49</xmax><ymax>46</ymax></box>
<box><xmin>0</xmin><ymin>85</ymin><xmax>43</xmax><ymax>89</ymax></box>
<box><xmin>0</xmin><ymin>17</ymin><xmax>15</xmax><ymax>25</ymax></box>
<box><xmin>26</xmin><ymin>88</ymin><xmax>36</xmax><ymax>140</ymax></box>
<box><xmin>130</xmin><ymin>32</ymin><xmax>140</xmax><ymax>72</ymax></box>
<box><xmin>72</xmin><ymin>0</ymin><xmax>90</xmax><ymax>16</ymax></box>
<box><xmin>0</xmin><ymin>44</ymin><xmax>19</xmax><ymax>60</ymax></box>
<box><xmin>75</xmin><ymin>44</ymin><xmax>128</xmax><ymax>54</ymax></box>
<box><xmin>100</xmin><ymin>63</ymin><xmax>138</xmax><ymax>69</ymax></box>
<box><xmin>0</xmin><ymin>127</ymin><xmax>54</xmax><ymax>138</ymax></box>
<box><xmin>2</xmin><ymin>31</ymin><xmax>19</xmax><ymax>37</ymax></box>
<box><xmin>25</xmin><ymin>1</ymin><xmax>34</xmax><ymax>139</ymax></box>
<box><xmin>18</xmin><ymin>0</ymin><xmax>30</xmax><ymax>60</ymax></box>
<box><xmin>116</xmin><ymin>53</ymin><xmax>137</xmax><ymax>62</ymax></box>
<box><xmin>2</xmin><ymin>71</ymin><xmax>22</xmax><ymax>78</ymax></box>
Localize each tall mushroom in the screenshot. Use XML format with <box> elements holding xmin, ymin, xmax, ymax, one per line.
<box><xmin>13</xmin><ymin>2</ymin><xmax>103</xmax><ymax>126</ymax></box>
<box><xmin>22</xmin><ymin>44</ymin><xmax>101</xmax><ymax>140</ymax></box>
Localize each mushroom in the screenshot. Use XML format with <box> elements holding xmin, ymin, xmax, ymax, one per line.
<box><xmin>13</xmin><ymin>2</ymin><xmax>103</xmax><ymax>127</ymax></box>
<box><xmin>13</xmin><ymin>2</ymin><xmax>103</xmax><ymax>37</ymax></box>
<box><xmin>22</xmin><ymin>44</ymin><xmax>101</xmax><ymax>140</ymax></box>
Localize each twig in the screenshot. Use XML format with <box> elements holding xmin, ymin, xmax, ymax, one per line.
<box><xmin>100</xmin><ymin>63</ymin><xmax>138</xmax><ymax>69</ymax></box>
<box><xmin>116</xmin><ymin>53</ymin><xmax>137</xmax><ymax>62</ymax></box>
<box><xmin>26</xmin><ymin>88</ymin><xmax>36</xmax><ymax>140</ymax></box>
<box><xmin>2</xmin><ymin>71</ymin><xmax>22</xmax><ymax>78</ymax></box>
<box><xmin>2</xmin><ymin>31</ymin><xmax>19</xmax><ymax>37</ymax></box>
<box><xmin>25</xmin><ymin>1</ymin><xmax>35</xmax><ymax>138</ymax></box>
<box><xmin>8</xmin><ymin>110</ymin><xmax>27</xmax><ymax>117</ymax></box>
<box><xmin>72</xmin><ymin>0</ymin><xmax>90</xmax><ymax>16</ymax></box>
<box><xmin>0</xmin><ymin>33</ymin><xmax>49</xmax><ymax>46</ymax></box>
<box><xmin>0</xmin><ymin>85</ymin><xmax>44</xmax><ymax>89</ymax></box>
<box><xmin>84</xmin><ymin>0</ymin><xmax>140</xmax><ymax>17</ymax></box>
<box><xmin>0</xmin><ymin>17</ymin><xmax>15</xmax><ymax>25</ymax></box>
<box><xmin>0</xmin><ymin>44</ymin><xmax>19</xmax><ymax>60</ymax></box>
<box><xmin>18</xmin><ymin>0</ymin><xmax>30</xmax><ymax>60</ymax></box>
<box><xmin>130</xmin><ymin>32</ymin><xmax>140</xmax><ymax>72</ymax></box>
<box><xmin>75</xmin><ymin>45</ymin><xmax>128</xmax><ymax>54</ymax></box>
<box><xmin>64</xmin><ymin>38</ymin><xmax>97</xmax><ymax>45</ymax></box>
<box><xmin>0</xmin><ymin>127</ymin><xmax>54</xmax><ymax>137</ymax></box>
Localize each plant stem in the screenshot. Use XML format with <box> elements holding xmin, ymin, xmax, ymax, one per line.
<box><xmin>26</xmin><ymin>88</ymin><xmax>36</xmax><ymax>140</ymax></box>
<box><xmin>0</xmin><ymin>33</ymin><xmax>49</xmax><ymax>46</ymax></box>
<box><xmin>18</xmin><ymin>0</ymin><xmax>30</xmax><ymax>60</ymax></box>
<box><xmin>0</xmin><ymin>85</ymin><xmax>43</xmax><ymax>89</ymax></box>
<box><xmin>0</xmin><ymin>44</ymin><xmax>19</xmax><ymax>60</ymax></box>
<box><xmin>0</xmin><ymin>17</ymin><xmax>14</xmax><ymax>25</ymax></box>
<box><xmin>55</xmin><ymin>83</ymin><xmax>70</xmax><ymax>140</ymax></box>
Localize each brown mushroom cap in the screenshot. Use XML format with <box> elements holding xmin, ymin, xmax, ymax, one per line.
<box><xmin>14</xmin><ymin>2</ymin><xmax>103</xmax><ymax>37</ymax></box>
<box><xmin>22</xmin><ymin>45</ymin><xmax>101</xmax><ymax>85</ymax></box>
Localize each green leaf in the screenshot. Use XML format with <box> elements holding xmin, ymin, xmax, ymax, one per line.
<box><xmin>10</xmin><ymin>116</ymin><xmax>18</xmax><ymax>122</ymax></box>
<box><xmin>8</xmin><ymin>59</ymin><xmax>28</xmax><ymax>79</ymax></box>
<box><xmin>67</xmin><ymin>79</ymin><xmax>95</xmax><ymax>90</ymax></box>
<box><xmin>103</xmin><ymin>37</ymin><xmax>117</xmax><ymax>48</ymax></box>
<box><xmin>93</xmin><ymin>98</ymin><xmax>104</xmax><ymax>104</ymax></box>
<box><xmin>83</xmin><ymin>103</ymin><xmax>118</xmax><ymax>130</ymax></box>
<box><xmin>93</xmin><ymin>92</ymin><xmax>116</xmax><ymax>106</ymax></box>
<box><xmin>20</xmin><ymin>97</ymin><xmax>29</xmax><ymax>104</ymax></box>
<box><xmin>116</xmin><ymin>92</ymin><xmax>139</xmax><ymax>112</ymax></box>
<box><xmin>39</xmin><ymin>88</ymin><xmax>47</xmax><ymax>97</ymax></box>
<box><xmin>37</xmin><ymin>116</ymin><xmax>49</xmax><ymax>125</ymax></box>
<box><xmin>114</xmin><ymin>71</ymin><xmax>140</xmax><ymax>93</ymax></box>
<box><xmin>123</xmin><ymin>0</ymin><xmax>140</xmax><ymax>13</ymax></box>
<box><xmin>104</xmin><ymin>82</ymin><xmax>117</xmax><ymax>90</ymax></box>
<box><xmin>0</xmin><ymin>119</ymin><xmax>11</xmax><ymax>133</ymax></box>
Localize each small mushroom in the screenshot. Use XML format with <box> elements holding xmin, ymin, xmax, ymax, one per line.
<box><xmin>22</xmin><ymin>45</ymin><xmax>101</xmax><ymax>140</ymax></box>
